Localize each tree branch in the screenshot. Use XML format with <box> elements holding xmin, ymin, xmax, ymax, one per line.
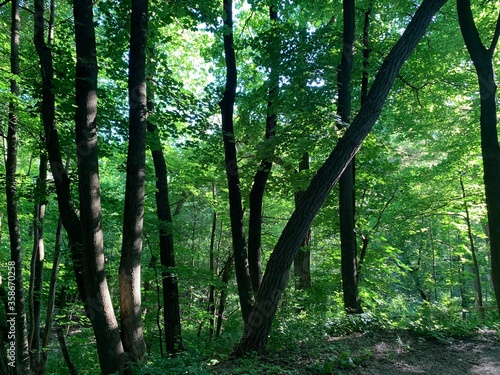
<box><xmin>488</xmin><ymin>11</ymin><xmax>500</xmax><ymax>55</ymax></box>
<box><xmin>457</xmin><ymin>0</ymin><xmax>487</xmax><ymax>60</ymax></box>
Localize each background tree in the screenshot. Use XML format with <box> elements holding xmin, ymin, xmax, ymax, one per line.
<box><xmin>6</xmin><ymin>0</ymin><xmax>30</xmax><ymax>371</ymax></box>
<box><xmin>457</xmin><ymin>0</ymin><xmax>500</xmax><ymax>313</ymax></box>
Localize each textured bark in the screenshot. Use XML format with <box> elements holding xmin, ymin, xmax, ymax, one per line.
<box><xmin>457</xmin><ymin>0</ymin><xmax>500</xmax><ymax>314</ymax></box>
<box><xmin>338</xmin><ymin>0</ymin><xmax>362</xmax><ymax>314</ymax></box>
<box><xmin>119</xmin><ymin>0</ymin><xmax>148</xmax><ymax>361</ymax></box>
<box><xmin>233</xmin><ymin>0</ymin><xmax>448</xmax><ymax>355</ymax></box>
<box><xmin>6</xmin><ymin>0</ymin><xmax>31</xmax><ymax>371</ymax></box>
<box><xmin>248</xmin><ymin>5</ymin><xmax>279</xmax><ymax>296</ymax></box>
<box><xmin>34</xmin><ymin>0</ymin><xmax>87</xmax><ymax>310</ymax></box>
<box><xmin>73</xmin><ymin>0</ymin><xmax>126</xmax><ymax>372</ymax></box>
<box><xmin>220</xmin><ymin>0</ymin><xmax>254</xmax><ymax>324</ymax></box>
<box><xmin>293</xmin><ymin>153</ymin><xmax>311</xmax><ymax>290</ymax></box>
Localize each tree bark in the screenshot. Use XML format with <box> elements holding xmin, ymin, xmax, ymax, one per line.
<box><xmin>6</xmin><ymin>0</ymin><xmax>31</xmax><ymax>371</ymax></box>
<box><xmin>220</xmin><ymin>0</ymin><xmax>254</xmax><ymax>324</ymax></box>
<box><xmin>457</xmin><ymin>0</ymin><xmax>500</xmax><ymax>314</ymax></box>
<box><xmin>119</xmin><ymin>0</ymin><xmax>148</xmax><ymax>361</ymax></box>
<box><xmin>337</xmin><ymin>0</ymin><xmax>363</xmax><ymax>314</ymax></box>
<box><xmin>232</xmin><ymin>0</ymin><xmax>448</xmax><ymax>355</ymax></box>
<box><xmin>73</xmin><ymin>0</ymin><xmax>127</xmax><ymax>372</ymax></box>
<box><xmin>248</xmin><ymin>4</ymin><xmax>279</xmax><ymax>296</ymax></box>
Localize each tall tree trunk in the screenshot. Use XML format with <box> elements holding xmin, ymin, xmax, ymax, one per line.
<box><xmin>119</xmin><ymin>0</ymin><xmax>148</xmax><ymax>361</ymax></box>
<box><xmin>72</xmin><ymin>0</ymin><xmax>126</xmax><ymax>372</ymax></box>
<box><xmin>337</xmin><ymin>0</ymin><xmax>362</xmax><ymax>314</ymax></box>
<box><xmin>232</xmin><ymin>0</ymin><xmax>448</xmax><ymax>356</ymax></box>
<box><xmin>220</xmin><ymin>0</ymin><xmax>254</xmax><ymax>323</ymax></box>
<box><xmin>147</xmin><ymin>63</ymin><xmax>184</xmax><ymax>354</ymax></box>
<box><xmin>293</xmin><ymin>153</ymin><xmax>311</xmax><ymax>290</ymax></box>
<box><xmin>248</xmin><ymin>4</ymin><xmax>279</xmax><ymax>296</ymax></box>
<box><xmin>34</xmin><ymin>0</ymin><xmax>88</xmax><ymax>311</ymax></box>
<box><xmin>457</xmin><ymin>0</ymin><xmax>500</xmax><ymax>314</ymax></box>
<box><xmin>29</xmin><ymin>153</ymin><xmax>47</xmax><ymax>373</ymax></box>
<box><xmin>6</xmin><ymin>0</ymin><xmax>31</xmax><ymax>372</ymax></box>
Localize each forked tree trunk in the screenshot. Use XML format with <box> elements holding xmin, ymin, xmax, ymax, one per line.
<box><xmin>72</xmin><ymin>0</ymin><xmax>127</xmax><ymax>372</ymax></box>
<box><xmin>457</xmin><ymin>0</ymin><xmax>500</xmax><ymax>314</ymax></box>
<box><xmin>337</xmin><ymin>0</ymin><xmax>363</xmax><ymax>314</ymax></box>
<box><xmin>220</xmin><ymin>0</ymin><xmax>254</xmax><ymax>323</ymax></box>
<box><xmin>119</xmin><ymin>0</ymin><xmax>148</xmax><ymax>361</ymax></box>
<box><xmin>248</xmin><ymin>4</ymin><xmax>279</xmax><ymax>295</ymax></box>
<box><xmin>232</xmin><ymin>0</ymin><xmax>448</xmax><ymax>355</ymax></box>
<box><xmin>6</xmin><ymin>0</ymin><xmax>31</xmax><ymax>371</ymax></box>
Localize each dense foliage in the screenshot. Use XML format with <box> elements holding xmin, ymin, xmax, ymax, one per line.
<box><xmin>0</xmin><ymin>0</ymin><xmax>499</xmax><ymax>373</ymax></box>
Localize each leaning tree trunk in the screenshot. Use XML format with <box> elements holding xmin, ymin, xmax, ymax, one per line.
<box><xmin>72</xmin><ymin>0</ymin><xmax>127</xmax><ymax>372</ymax></box>
<box><xmin>220</xmin><ymin>0</ymin><xmax>254</xmax><ymax>324</ymax></box>
<box><xmin>119</xmin><ymin>0</ymin><xmax>148</xmax><ymax>361</ymax></box>
<box><xmin>457</xmin><ymin>0</ymin><xmax>500</xmax><ymax>314</ymax></box>
<box><xmin>337</xmin><ymin>0</ymin><xmax>363</xmax><ymax>314</ymax></box>
<box><xmin>248</xmin><ymin>4</ymin><xmax>280</xmax><ymax>295</ymax></box>
<box><xmin>6</xmin><ymin>0</ymin><xmax>31</xmax><ymax>372</ymax></box>
<box><xmin>232</xmin><ymin>0</ymin><xmax>448</xmax><ymax>356</ymax></box>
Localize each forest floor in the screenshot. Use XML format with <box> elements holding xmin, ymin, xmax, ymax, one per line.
<box><xmin>209</xmin><ymin>328</ymin><xmax>500</xmax><ymax>374</ymax></box>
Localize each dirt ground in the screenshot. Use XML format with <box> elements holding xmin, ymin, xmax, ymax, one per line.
<box><xmin>210</xmin><ymin>329</ymin><xmax>500</xmax><ymax>374</ymax></box>
<box><xmin>321</xmin><ymin>329</ymin><xmax>500</xmax><ymax>375</ymax></box>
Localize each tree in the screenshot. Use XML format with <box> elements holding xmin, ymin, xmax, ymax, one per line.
<box><xmin>72</xmin><ymin>0</ymin><xmax>127</xmax><ymax>372</ymax></box>
<box><xmin>233</xmin><ymin>0</ymin><xmax>448</xmax><ymax>355</ymax></box>
<box><xmin>248</xmin><ymin>4</ymin><xmax>280</xmax><ymax>296</ymax></box>
<box><xmin>220</xmin><ymin>0</ymin><xmax>254</xmax><ymax>324</ymax></box>
<box><xmin>457</xmin><ymin>0</ymin><xmax>500</xmax><ymax>313</ymax></box>
<box><xmin>337</xmin><ymin>0</ymin><xmax>363</xmax><ymax>314</ymax></box>
<box><xmin>6</xmin><ymin>0</ymin><xmax>30</xmax><ymax>371</ymax></box>
<box><xmin>147</xmin><ymin>94</ymin><xmax>185</xmax><ymax>354</ymax></box>
<box><xmin>119</xmin><ymin>0</ymin><xmax>148</xmax><ymax>361</ymax></box>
